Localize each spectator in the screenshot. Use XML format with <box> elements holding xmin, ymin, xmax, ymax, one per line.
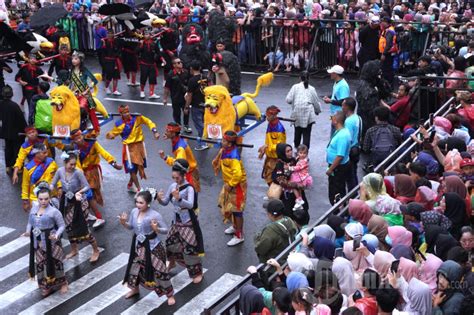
<box><xmin>358</xmin><ymin>15</ymin><xmax>381</xmax><ymax>69</ymax></box>
<box><xmin>285</xmin><ymin>71</ymin><xmax>321</xmax><ymax>149</ymax></box>
<box><xmin>363</xmin><ymin>106</ymin><xmax>402</xmax><ymax>169</ymax></box>
<box><xmin>379</xmin><ymin>16</ymin><xmax>397</xmax><ymax>86</ymax></box>
<box><xmin>254</xmin><ymin>199</ymin><xmax>298</xmax><ymax>264</ymax></box>
<box><xmin>323</xmin><ymin>65</ymin><xmax>350</xmax><ymax>135</ymax></box>
<box><xmin>342</xmin><ymin>97</ymin><xmax>362</xmax><ymax>190</ymax></box>
<box><xmin>380</xmin><ymin>83</ymin><xmax>412</xmax><ymax>129</ymax></box>
<box><xmin>326</xmin><ymin>111</ymin><xmax>352</xmax><ymax>205</ymax></box>
<box><xmin>433</xmin><ymin>260</ymin><xmax>465</xmax><ymax>315</ymax></box>
<box><xmin>375</xmin><ymin>285</ymin><xmax>400</xmax><ymax>315</ymax></box>
<box><xmin>354</xmin><ymin>269</ymin><xmax>380</xmax><ymax>315</ymax></box>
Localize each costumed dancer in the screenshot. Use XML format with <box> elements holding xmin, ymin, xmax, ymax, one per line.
<box><xmin>50</xmin><ymin>151</ymin><xmax>100</xmax><ymax>263</ymax></box>
<box><xmin>70</xmin><ymin>51</ymin><xmax>100</xmax><ymax>133</ymax></box>
<box><xmin>159</xmin><ymin>122</ymin><xmax>200</xmax><ymax>192</ymax></box>
<box><xmin>106</xmin><ymin>105</ymin><xmax>160</xmax><ymax>192</ymax></box>
<box><xmin>212</xmin><ymin>130</ymin><xmax>247</xmax><ymax>246</ymax></box>
<box><xmin>15</xmin><ymin>57</ymin><xmax>45</xmax><ymax>124</ymax></box>
<box><xmin>100</xmin><ymin>29</ymin><xmax>122</xmax><ymax>96</ymax></box>
<box><xmin>47</xmin><ymin>46</ymin><xmax>72</xmax><ymax>77</ymax></box>
<box><xmin>12</xmin><ymin>126</ymin><xmax>52</xmax><ymax>185</ymax></box>
<box><xmin>120</xmin><ymin>29</ymin><xmax>140</xmax><ymax>87</ymax></box>
<box><xmin>157</xmin><ymin>159</ymin><xmax>204</xmax><ymax>284</ymax></box>
<box><xmin>21</xmin><ymin>143</ymin><xmax>58</xmax><ymax>212</ymax></box>
<box><xmin>69</xmin><ymin>129</ymin><xmax>123</xmax><ymax>228</ymax></box>
<box><xmin>258</xmin><ymin>106</ymin><xmax>286</xmax><ymax>186</ymax></box>
<box><xmin>138</xmin><ymin>30</ymin><xmax>162</xmax><ymax>99</ymax></box>
<box><xmin>119</xmin><ymin>190</ymin><xmax>175</xmax><ymax>305</ymax></box>
<box><xmin>22</xmin><ymin>183</ymin><xmax>68</xmax><ymax>297</ymax></box>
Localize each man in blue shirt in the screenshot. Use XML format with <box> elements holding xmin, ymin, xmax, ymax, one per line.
<box><xmin>326</xmin><ymin>111</ymin><xmax>352</xmax><ymax>205</ymax></box>
<box><xmin>323</xmin><ymin>65</ymin><xmax>350</xmax><ymax>135</ymax></box>
<box><xmin>17</xmin><ymin>14</ymin><xmax>30</xmax><ymax>32</ymax></box>
<box><xmin>342</xmin><ymin>97</ymin><xmax>362</xmax><ymax>190</ymax></box>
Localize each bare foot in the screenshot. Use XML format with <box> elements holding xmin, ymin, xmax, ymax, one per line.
<box><xmin>89</xmin><ymin>250</ymin><xmax>100</xmax><ymax>263</ymax></box>
<box><xmin>167</xmin><ymin>260</ymin><xmax>176</xmax><ymax>272</ymax></box>
<box><xmin>192</xmin><ymin>274</ymin><xmax>203</xmax><ymax>284</ymax></box>
<box><xmin>167</xmin><ymin>296</ymin><xmax>176</xmax><ymax>306</ymax></box>
<box><xmin>60</xmin><ymin>282</ymin><xmax>68</xmax><ymax>294</ymax></box>
<box><xmin>125</xmin><ymin>288</ymin><xmax>139</xmax><ymax>299</ymax></box>
<box><xmin>65</xmin><ymin>251</ymin><xmax>78</xmax><ymax>259</ymax></box>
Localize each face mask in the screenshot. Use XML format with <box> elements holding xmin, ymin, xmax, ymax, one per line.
<box><xmin>385</xmin><ymin>235</ymin><xmax>392</xmax><ymax>246</ymax></box>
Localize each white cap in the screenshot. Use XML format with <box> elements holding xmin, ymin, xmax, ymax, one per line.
<box><xmin>327</xmin><ymin>65</ymin><xmax>344</xmax><ymax>75</ymax></box>
<box><xmin>370</xmin><ymin>15</ymin><xmax>380</xmax><ymax>23</ymax></box>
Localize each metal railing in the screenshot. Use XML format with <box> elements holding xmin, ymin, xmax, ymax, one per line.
<box><xmin>202</xmin><ymin>91</ymin><xmax>461</xmax><ymax>314</ymax></box>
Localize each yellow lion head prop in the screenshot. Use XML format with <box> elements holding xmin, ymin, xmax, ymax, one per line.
<box><xmin>203</xmin><ymin>85</ymin><xmax>236</xmax><ymax>139</ymax></box>
<box><xmin>50</xmin><ymin>85</ymin><xmax>81</xmax><ymax>132</ymax></box>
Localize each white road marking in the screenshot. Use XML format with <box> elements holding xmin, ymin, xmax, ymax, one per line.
<box><xmin>0</xmin><ymin>240</ymin><xmax>70</xmax><ymax>282</ymax></box>
<box><xmin>0</xmin><ymin>227</ymin><xmax>15</xmax><ymax>239</ymax></box>
<box><xmin>18</xmin><ymin>253</ymin><xmax>128</xmax><ymax>315</ymax></box>
<box><xmin>121</xmin><ymin>268</ymin><xmax>208</xmax><ymax>315</ymax></box>
<box><xmin>69</xmin><ymin>281</ymin><xmax>129</xmax><ymax>315</ymax></box>
<box><xmin>0</xmin><ymin>237</ymin><xmax>30</xmax><ymax>259</ymax></box>
<box><xmin>0</xmin><ymin>245</ymin><xmax>104</xmax><ymax>310</ymax></box>
<box><xmin>104</xmin><ymin>98</ymin><xmax>169</xmax><ymax>106</ymax></box>
<box><xmin>174</xmin><ymin>273</ymin><xmax>243</xmax><ymax>315</ymax></box>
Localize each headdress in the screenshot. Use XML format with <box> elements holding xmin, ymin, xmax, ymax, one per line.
<box><xmin>60</xmin><ymin>150</ymin><xmax>79</xmax><ymax>161</ymax></box>
<box><xmin>24</xmin><ymin>125</ymin><xmax>37</xmax><ymax>133</ymax></box>
<box><xmin>33</xmin><ymin>181</ymin><xmax>51</xmax><ymax>197</ymax></box>
<box><xmin>118</xmin><ymin>105</ymin><xmax>130</xmax><ymax>114</ymax></box>
<box><xmin>72</xmin><ymin>51</ymin><xmax>85</xmax><ymax>62</ymax></box>
<box><xmin>265</xmin><ymin>105</ymin><xmax>280</xmax><ymax>116</ymax></box>
<box><xmin>166</xmin><ymin>122</ymin><xmax>181</xmax><ymax>133</ymax></box>
<box><xmin>223</xmin><ymin>131</ymin><xmax>237</xmax><ymax>143</ymax></box>
<box><xmin>31</xmin><ymin>143</ymin><xmax>47</xmax><ymax>155</ymax></box>
<box><xmin>136</xmin><ymin>187</ymin><xmax>157</xmax><ymax>201</ymax></box>
<box><xmin>172</xmin><ymin>159</ymin><xmax>189</xmax><ymax>173</ymax></box>
<box><xmin>70</xmin><ymin>129</ymin><xmax>82</xmax><ymax>141</ymax></box>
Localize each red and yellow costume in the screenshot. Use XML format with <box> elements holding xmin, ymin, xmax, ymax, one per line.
<box><xmin>21</xmin><ymin>157</ymin><xmax>58</xmax><ymax>202</ymax></box>
<box><xmin>14</xmin><ymin>138</ymin><xmax>52</xmax><ymax>170</ymax></box>
<box><xmin>262</xmin><ymin>113</ymin><xmax>286</xmax><ymax>184</ymax></box>
<box><xmin>217</xmin><ymin>145</ymin><xmax>247</xmax><ymax>223</ymax></box>
<box><xmin>106</xmin><ymin>107</ymin><xmax>157</xmax><ymax>178</ymax></box>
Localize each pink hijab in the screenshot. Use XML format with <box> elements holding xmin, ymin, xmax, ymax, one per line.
<box><xmin>387</xmin><ymin>226</ymin><xmax>413</xmax><ymax>247</ymax></box>
<box><xmin>343</xmin><ymin>240</ymin><xmax>371</xmax><ymax>272</ymax></box>
<box><xmin>419</xmin><ymin>254</ymin><xmax>443</xmax><ymax>292</ymax></box>
<box><xmin>311</xmin><ymin>3</ymin><xmax>322</xmax><ymax>19</ymax></box>
<box><xmin>399</xmin><ymin>257</ymin><xmax>419</xmax><ymax>282</ymax></box>
<box><xmin>349</xmin><ymin>199</ymin><xmax>373</xmax><ymax>226</ymax></box>
<box><xmin>374</xmin><ymin>250</ymin><xmax>396</xmax><ymax>278</ymax></box>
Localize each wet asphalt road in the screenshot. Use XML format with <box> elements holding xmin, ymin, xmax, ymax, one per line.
<box><xmin>0</xmin><ymin>58</ymin><xmax>359</xmax><ymax>314</ymax></box>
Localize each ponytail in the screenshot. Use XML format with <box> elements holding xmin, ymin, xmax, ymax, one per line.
<box><xmin>301</xmin><ymin>71</ymin><xmax>309</xmax><ymax>89</ymax></box>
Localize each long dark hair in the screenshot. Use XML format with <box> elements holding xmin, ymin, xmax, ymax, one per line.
<box><xmin>301</xmin><ymin>71</ymin><xmax>309</xmax><ymax>89</ymax></box>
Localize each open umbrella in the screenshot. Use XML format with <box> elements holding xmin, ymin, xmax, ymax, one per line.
<box><xmin>98</xmin><ymin>3</ymin><xmax>132</xmax><ymax>16</ymax></box>
<box><xmin>30</xmin><ymin>3</ymin><xmax>67</xmax><ymax>29</ymax></box>
<box><xmin>134</xmin><ymin>0</ymin><xmax>154</xmax><ymax>10</ymax></box>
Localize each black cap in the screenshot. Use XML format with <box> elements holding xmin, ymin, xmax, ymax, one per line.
<box><xmin>264</xmin><ymin>199</ymin><xmax>285</xmax><ymax>216</ymax></box>
<box><xmin>381</xmin><ymin>16</ymin><xmax>392</xmax><ymax>23</ymax></box>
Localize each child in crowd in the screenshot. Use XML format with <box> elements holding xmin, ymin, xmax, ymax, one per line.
<box><xmin>263</xmin><ymin>46</ymin><xmax>284</xmax><ymax>72</ymax></box>
<box><xmin>287</xmin><ymin>144</ymin><xmax>313</xmax><ymax>210</ymax></box>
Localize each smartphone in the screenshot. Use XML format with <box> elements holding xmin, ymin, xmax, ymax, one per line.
<box><xmin>335</xmin><ymin>248</ymin><xmax>344</xmax><ymax>258</ymax></box>
<box><xmin>390</xmin><ymin>260</ymin><xmax>400</xmax><ymax>273</ymax></box>
<box><xmin>429</xmin><ymin>130</ymin><xmax>436</xmax><ymax>143</ymax></box>
<box><xmin>429</xmin><ymin>113</ymin><xmax>434</xmax><ymax>126</ymax></box>
<box><xmin>353</xmin><ymin>236</ymin><xmax>361</xmax><ymax>251</ymax></box>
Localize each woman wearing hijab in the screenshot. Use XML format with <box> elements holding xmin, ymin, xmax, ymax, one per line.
<box><xmin>348</xmin><ymin>199</ymin><xmax>373</xmax><ymax>229</ymax></box>
<box><xmin>387</xmin><ymin>226</ymin><xmax>412</xmax><ymax>247</ymax></box>
<box><xmin>360</xmin><ymin>173</ymin><xmax>386</xmax><ymax>210</ymax></box>
<box><xmin>272</xmin><ymin>143</ymin><xmax>309</xmax><ymax>216</ymax></box>
<box><xmin>342</xmin><ymin>240</ymin><xmax>373</xmax><ymax>272</ymax></box>
<box><xmin>434</xmin><ymin>234</ymin><xmax>460</xmax><ymax>261</ymax></box>
<box><xmin>423</xmin><ymin>225</ymin><xmax>449</xmax><ymax>254</ymax></box>
<box><xmin>419</xmin><ymin>253</ymin><xmax>443</xmax><ymax>293</ymax></box>
<box><xmin>414</xmin><ymin>186</ymin><xmax>437</xmax><ymax>210</ymax></box>
<box><xmin>433</xmin><ymin>260</ymin><xmax>465</xmax><ymax>315</ymax></box>
<box><xmin>327</xmin><ymin>214</ymin><xmax>345</xmax><ymax>248</ymax></box>
<box><xmin>362</xmin><ymin>234</ymin><xmax>379</xmax><ymax>250</ymax></box>
<box><xmin>394</xmin><ymin>174</ymin><xmax>417</xmax><ymax>204</ymax></box>
<box><xmin>443</xmin><ymin>192</ymin><xmax>469</xmax><ymax>239</ymax></box>
<box><xmin>444</xmin><ymin>175</ymin><xmax>471</xmax><ymax>217</ymax></box>
<box><xmin>373</xmin><ymin>250</ymin><xmax>396</xmax><ymax>278</ymax></box>
<box><xmin>367</xmin><ymin>215</ymin><xmax>390</xmax><ymax>251</ymax></box>
<box><xmin>286</xmin><ymin>271</ymin><xmax>309</xmax><ymax>293</ymax></box>
<box><xmin>399</xmin><ymin>257</ymin><xmax>419</xmax><ymax>282</ymax></box>
<box><xmin>332</xmin><ymin>257</ymin><xmax>357</xmax><ymax>297</ymax></box>
<box><xmin>312</xmin><ymin>236</ymin><xmax>336</xmax><ymax>261</ymax></box>
<box><xmin>404</xmin><ymin>278</ymin><xmax>432</xmax><ymax>315</ymax></box>
<box><xmin>344</xmin><ymin>222</ymin><xmax>364</xmax><ymax>241</ymax></box>
<box><xmin>312</xmin><ymin>224</ymin><xmax>336</xmax><ymax>242</ymax></box>
<box><xmin>239</xmin><ymin>284</ymin><xmax>271</xmax><ymax>315</ymax></box>
<box><xmin>420</xmin><ymin>211</ymin><xmax>452</xmax><ymax>232</ymax></box>
<box><xmin>287</xmin><ymin>252</ymin><xmax>313</xmax><ymax>273</ymax></box>
<box><xmin>390</xmin><ymin>244</ymin><xmax>415</xmax><ymax>261</ymax></box>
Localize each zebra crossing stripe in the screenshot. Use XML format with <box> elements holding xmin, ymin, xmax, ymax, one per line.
<box><xmin>121</xmin><ymin>268</ymin><xmax>208</xmax><ymax>315</ymax></box>
<box><xmin>69</xmin><ymin>281</ymin><xmax>129</xmax><ymax>315</ymax></box>
<box><xmin>0</xmin><ymin>227</ymin><xmax>15</xmax><ymax>238</ymax></box>
<box><xmin>174</xmin><ymin>273</ymin><xmax>243</xmax><ymax>315</ymax></box>
<box><xmin>0</xmin><ymin>240</ymin><xmax>70</xmax><ymax>282</ymax></box>
<box><xmin>0</xmin><ymin>237</ymin><xmax>30</xmax><ymax>259</ymax></box>
<box><xmin>18</xmin><ymin>253</ymin><xmax>129</xmax><ymax>315</ymax></box>
<box><xmin>0</xmin><ymin>245</ymin><xmax>104</xmax><ymax>310</ymax></box>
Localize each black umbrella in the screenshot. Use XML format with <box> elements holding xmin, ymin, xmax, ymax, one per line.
<box><xmin>134</xmin><ymin>0</ymin><xmax>154</xmax><ymax>10</ymax></box>
<box><xmin>30</xmin><ymin>3</ymin><xmax>67</xmax><ymax>29</ymax></box>
<box><xmin>98</xmin><ymin>3</ymin><xmax>132</xmax><ymax>16</ymax></box>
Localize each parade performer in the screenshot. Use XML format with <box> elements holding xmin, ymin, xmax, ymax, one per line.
<box><xmin>69</xmin><ymin>51</ymin><xmax>100</xmax><ymax>132</ymax></box>
<box><xmin>212</xmin><ymin>130</ymin><xmax>247</xmax><ymax>246</ymax></box>
<box><xmin>106</xmin><ymin>105</ymin><xmax>160</xmax><ymax>192</ymax></box>
<box><xmin>209</xmin><ymin>51</ymin><xmax>241</xmax><ymax>96</ymax></box>
<box><xmin>100</xmin><ymin>29</ymin><xmax>122</xmax><ymax>96</ymax></box>
<box><xmin>258</xmin><ymin>106</ymin><xmax>286</xmax><ymax>186</ymax></box>
<box><xmin>47</xmin><ymin>46</ymin><xmax>72</xmax><ymax>77</ymax></box>
<box><xmin>178</xmin><ymin>23</ymin><xmax>210</xmax><ymax>69</ymax></box>
<box><xmin>119</xmin><ymin>190</ymin><xmax>175</xmax><ymax>305</ymax></box>
<box><xmin>156</xmin><ymin>22</ymin><xmax>179</xmax><ymax>79</ymax></box>
<box><xmin>157</xmin><ymin>159</ymin><xmax>204</xmax><ymax>284</ymax></box>
<box><xmin>21</xmin><ymin>143</ymin><xmax>58</xmax><ymax>212</ymax></box>
<box><xmin>15</xmin><ymin>57</ymin><xmax>44</xmax><ymax>124</ymax></box>
<box><xmin>119</xmin><ymin>29</ymin><xmax>140</xmax><ymax>87</ymax></box>
<box><xmin>69</xmin><ymin>129</ymin><xmax>123</xmax><ymax>228</ymax></box>
<box><xmin>50</xmin><ymin>152</ymin><xmax>101</xmax><ymax>263</ymax></box>
<box><xmin>159</xmin><ymin>122</ymin><xmax>200</xmax><ymax>192</ymax></box>
<box><xmin>12</xmin><ymin>126</ymin><xmax>52</xmax><ymax>185</ymax></box>
<box><xmin>138</xmin><ymin>30</ymin><xmax>161</xmax><ymax>99</ymax></box>
<box><xmin>22</xmin><ymin>184</ymin><xmax>68</xmax><ymax>297</ymax></box>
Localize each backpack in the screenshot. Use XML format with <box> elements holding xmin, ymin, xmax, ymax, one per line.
<box><xmin>371</xmin><ymin>126</ymin><xmax>396</xmax><ymax>165</ymax></box>
<box><xmin>34</xmin><ymin>99</ymin><xmax>52</xmax><ymax>133</ymax></box>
